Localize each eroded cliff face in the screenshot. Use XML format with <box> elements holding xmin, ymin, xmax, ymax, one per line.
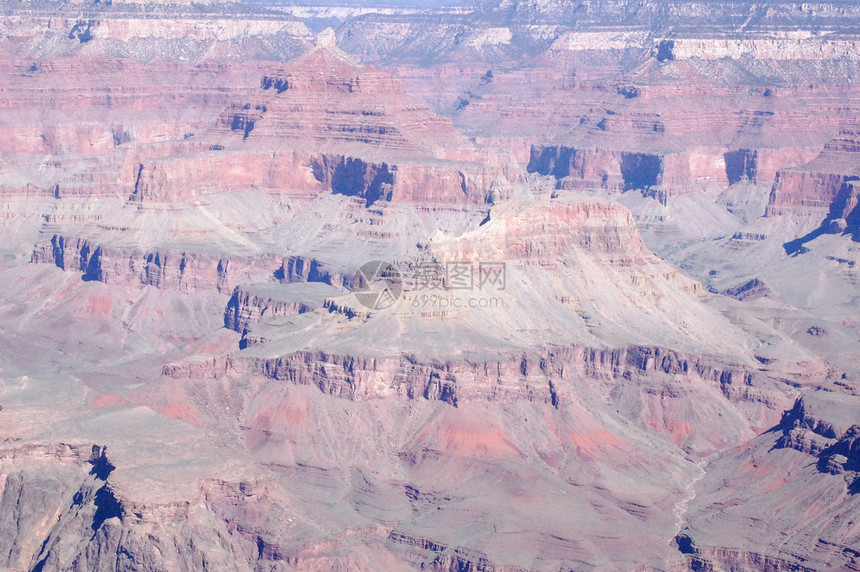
<box><xmin>826</xmin><ymin>180</ymin><xmax>860</xmax><ymax>239</ymax></box>
<box><xmin>0</xmin><ymin>51</ymin><xmax>298</xmax><ymax>204</ymax></box>
<box><xmin>766</xmin><ymin>131</ymin><xmax>860</xmax><ymax>217</ymax></box>
<box><xmin>7</xmin><ymin>184</ymin><xmax>817</xmax><ymax>570</ymax></box>
<box><xmin>0</xmin><ymin>443</ymin><xmax>125</xmax><ymax>571</ymax></box>
<box><xmin>368</xmin><ymin>3</ymin><xmax>860</xmax><ymax>218</ymax></box>
<box><xmin>0</xmin><ymin>442</ymin><xmax>279</xmax><ymax>572</ymax></box>
<box><xmin>775</xmin><ymin>396</ymin><xmax>860</xmax><ymax>484</ymax></box>
<box><xmin>521</xmin><ymin>91</ymin><xmax>841</xmax><ymax>200</ymax></box>
<box><xmin>676</xmin><ymin>393</ymin><xmax>860</xmax><ymax>572</ymax></box>
<box><xmin>217</xmin><ymin>344</ymin><xmax>775</xmax><ymax>454</ymax></box>
<box><xmin>112</xmin><ymin>39</ymin><xmax>517</xmax><ymax>206</ymax></box>
<box><xmin>2</xmin><ymin>2</ymin><xmax>860</xmax><ymax>571</ymax></box>
<box><xmin>224</xmin><ymin>283</ymin><xmax>337</xmax><ymax>336</ymax></box>
<box><xmin>129</xmin><ymin>150</ymin><xmax>326</xmax><ymax>203</ymax></box>
<box><xmin>31</xmin><ymin>235</ymin><xmax>283</xmax><ymax>294</ymax></box>
<box><xmin>0</xmin><ymin>4</ymin><xmax>311</xmax><ymax>62</ymax></box>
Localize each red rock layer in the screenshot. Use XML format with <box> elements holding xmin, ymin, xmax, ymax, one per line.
<box><xmin>130</xmin><ymin>42</ymin><xmax>516</xmax><ymax>205</ymax></box>
<box><xmin>766</xmin><ymin>130</ymin><xmax>860</xmax><ymax>216</ymax></box>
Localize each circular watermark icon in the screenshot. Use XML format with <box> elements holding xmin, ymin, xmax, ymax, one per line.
<box><xmin>353</xmin><ymin>260</ymin><xmax>402</xmax><ymax>310</ymax></box>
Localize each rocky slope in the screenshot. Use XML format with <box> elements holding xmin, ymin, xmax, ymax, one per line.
<box><xmin>676</xmin><ymin>392</ymin><xmax>860</xmax><ymax>571</ymax></box>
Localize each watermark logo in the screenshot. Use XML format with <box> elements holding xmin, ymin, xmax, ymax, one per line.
<box><xmin>353</xmin><ymin>259</ymin><xmax>506</xmax><ymax>311</ymax></box>
<box><xmin>404</xmin><ymin>293</ymin><xmax>504</xmax><ymax>310</ymax></box>
<box><xmin>478</xmin><ymin>262</ymin><xmax>506</xmax><ymax>290</ymax></box>
<box><xmin>353</xmin><ymin>260</ymin><xmax>403</xmax><ymax>310</ymax></box>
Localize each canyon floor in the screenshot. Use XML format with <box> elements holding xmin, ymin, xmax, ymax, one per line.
<box><xmin>0</xmin><ymin>0</ymin><xmax>858</xmax><ymax>571</ymax></box>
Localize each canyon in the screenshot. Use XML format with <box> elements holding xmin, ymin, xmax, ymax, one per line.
<box><xmin>0</xmin><ymin>0</ymin><xmax>858</xmax><ymax>570</ymax></box>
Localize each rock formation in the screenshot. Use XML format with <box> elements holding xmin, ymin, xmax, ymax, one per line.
<box><xmin>676</xmin><ymin>393</ymin><xmax>860</xmax><ymax>571</ymax></box>
<box><xmin>0</xmin><ymin>1</ymin><xmax>858</xmax><ymax>570</ymax></box>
